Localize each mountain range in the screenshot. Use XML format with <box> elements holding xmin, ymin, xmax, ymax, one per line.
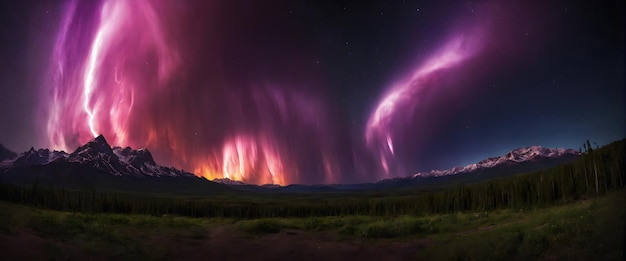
<box><xmin>0</xmin><ymin>135</ymin><xmax>232</xmax><ymax>194</ymax></box>
<box><xmin>362</xmin><ymin>145</ymin><xmax>581</xmax><ymax>190</ymax></box>
<box><xmin>412</xmin><ymin>146</ymin><xmax>580</xmax><ymax>178</ymax></box>
<box><xmin>1</xmin><ymin>135</ymin><xmax>192</xmax><ymax>178</ymax></box>
<box><xmin>0</xmin><ymin>135</ymin><xmax>581</xmax><ymax>193</ymax></box>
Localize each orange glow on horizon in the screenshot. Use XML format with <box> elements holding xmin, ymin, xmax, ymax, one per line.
<box><xmin>188</xmin><ymin>135</ymin><xmax>292</xmax><ymax>185</ymax></box>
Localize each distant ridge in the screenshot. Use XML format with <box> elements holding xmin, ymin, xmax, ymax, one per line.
<box><xmin>412</xmin><ymin>146</ymin><xmax>581</xmax><ymax>178</ymax></box>
<box><xmin>212</xmin><ymin>178</ymin><xmax>249</xmax><ymax>186</ymax></box>
<box><xmin>217</xmin><ymin>145</ymin><xmax>581</xmax><ymax>190</ymax></box>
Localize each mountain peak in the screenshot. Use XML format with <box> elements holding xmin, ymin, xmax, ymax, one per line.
<box><xmin>71</xmin><ymin>135</ymin><xmax>114</xmax><ymax>157</ymax></box>
<box><xmin>78</xmin><ymin>134</ymin><xmax>110</xmax><ymax>149</ymax></box>
<box><xmin>93</xmin><ymin>134</ymin><xmax>109</xmax><ymax>145</ymax></box>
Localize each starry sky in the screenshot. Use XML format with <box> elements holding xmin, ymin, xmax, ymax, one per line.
<box><xmin>0</xmin><ymin>0</ymin><xmax>623</xmax><ymax>185</ymax></box>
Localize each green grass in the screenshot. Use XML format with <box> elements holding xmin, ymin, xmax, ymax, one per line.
<box><xmin>0</xmin><ymin>190</ymin><xmax>623</xmax><ymax>260</ymax></box>
<box><xmin>0</xmin><ymin>202</ymin><xmax>231</xmax><ymax>259</ymax></box>
<box><xmin>238</xmin><ymin>218</ymin><xmax>282</xmax><ymax>234</ymax></box>
<box><xmin>416</xmin><ymin>190</ymin><xmax>625</xmax><ymax>260</ymax></box>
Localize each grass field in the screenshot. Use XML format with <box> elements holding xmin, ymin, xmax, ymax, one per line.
<box><xmin>0</xmin><ymin>190</ymin><xmax>623</xmax><ymax>260</ymax></box>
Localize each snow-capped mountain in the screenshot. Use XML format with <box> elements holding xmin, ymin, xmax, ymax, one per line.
<box><xmin>72</xmin><ymin>135</ymin><xmax>196</xmax><ymax>177</ymax></box>
<box><xmin>212</xmin><ymin>178</ymin><xmax>249</xmax><ymax>186</ymax></box>
<box><xmin>413</xmin><ymin>146</ymin><xmax>581</xmax><ymax>178</ymax></box>
<box><xmin>0</xmin><ymin>146</ymin><xmax>67</xmax><ymax>168</ymax></box>
<box><xmin>1</xmin><ymin>135</ymin><xmax>193</xmax><ymax>178</ymax></box>
<box><xmin>12</xmin><ymin>148</ymin><xmax>68</xmax><ymax>167</ymax></box>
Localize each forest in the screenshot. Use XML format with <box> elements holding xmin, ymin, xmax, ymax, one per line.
<box><xmin>0</xmin><ymin>140</ymin><xmax>623</xmax><ymax>219</ymax></box>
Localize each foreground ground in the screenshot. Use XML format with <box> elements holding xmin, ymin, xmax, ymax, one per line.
<box><xmin>0</xmin><ymin>191</ymin><xmax>623</xmax><ymax>260</ymax></box>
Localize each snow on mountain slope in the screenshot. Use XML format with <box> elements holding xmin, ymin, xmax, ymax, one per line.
<box><xmin>70</xmin><ymin>135</ymin><xmax>194</xmax><ymax>177</ymax></box>
<box><xmin>212</xmin><ymin>178</ymin><xmax>249</xmax><ymax>186</ymax></box>
<box><xmin>1</xmin><ymin>135</ymin><xmax>193</xmax><ymax>178</ymax></box>
<box><xmin>13</xmin><ymin>148</ymin><xmax>68</xmax><ymax>167</ymax></box>
<box><xmin>413</xmin><ymin>146</ymin><xmax>580</xmax><ymax>178</ymax></box>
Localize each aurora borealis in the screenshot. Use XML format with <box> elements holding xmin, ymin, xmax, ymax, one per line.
<box><xmin>0</xmin><ymin>1</ymin><xmax>623</xmax><ymax>185</ymax></box>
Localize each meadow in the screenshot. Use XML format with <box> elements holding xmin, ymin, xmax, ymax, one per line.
<box><xmin>0</xmin><ymin>190</ymin><xmax>623</xmax><ymax>260</ymax></box>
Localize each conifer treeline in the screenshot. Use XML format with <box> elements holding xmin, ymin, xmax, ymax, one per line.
<box><xmin>0</xmin><ymin>140</ymin><xmax>623</xmax><ymax>218</ymax></box>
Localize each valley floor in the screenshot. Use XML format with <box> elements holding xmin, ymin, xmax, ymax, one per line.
<box><xmin>1</xmin><ymin>190</ymin><xmax>624</xmax><ymax>260</ymax></box>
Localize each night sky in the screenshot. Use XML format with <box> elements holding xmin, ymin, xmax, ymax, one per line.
<box><xmin>0</xmin><ymin>0</ymin><xmax>623</xmax><ymax>185</ymax></box>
